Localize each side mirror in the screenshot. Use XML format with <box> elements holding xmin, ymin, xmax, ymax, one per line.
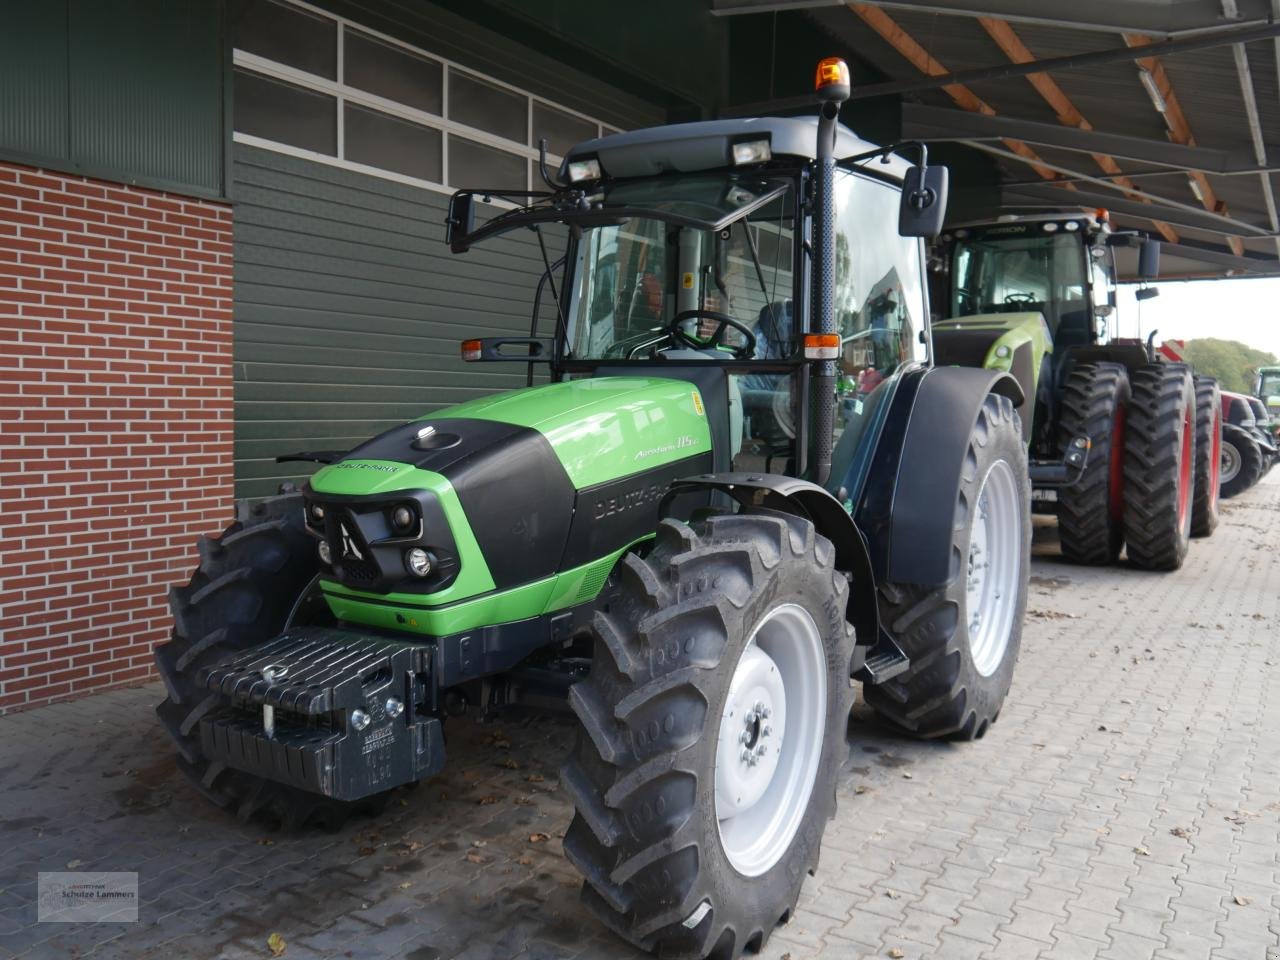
<box><xmin>445</xmin><ymin>193</ymin><xmax>477</xmax><ymax>252</ymax></box>
<box><xmin>899</xmin><ymin>165</ymin><xmax>949</xmax><ymax>238</ymax></box>
<box><xmin>1138</xmin><ymin>238</ymin><xmax>1160</xmax><ymax>279</ymax></box>
<box><xmin>1135</xmin><ymin>286</ymin><xmax>1160</xmax><ymax>301</ymax></box>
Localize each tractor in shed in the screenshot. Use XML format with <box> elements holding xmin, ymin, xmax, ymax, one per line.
<box><xmin>155</xmin><ymin>59</ymin><xmax>1031</xmax><ymax>959</ymax></box>
<box><xmin>931</xmin><ymin>211</ymin><xmax>1220</xmax><ymax>569</ymax></box>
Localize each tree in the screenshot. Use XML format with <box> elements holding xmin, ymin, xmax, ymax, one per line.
<box><xmin>1181</xmin><ymin>338</ymin><xmax>1278</xmax><ymax>393</ymax></box>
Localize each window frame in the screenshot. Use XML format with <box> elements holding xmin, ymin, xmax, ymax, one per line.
<box><xmin>230</xmin><ymin>0</ymin><xmax>620</xmax><ymax>199</ymax></box>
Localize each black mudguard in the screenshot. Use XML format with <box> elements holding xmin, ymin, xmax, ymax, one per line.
<box><xmin>661</xmin><ymin>473</ymin><xmax>880</xmax><ymax>647</ymax></box>
<box><xmin>859</xmin><ymin>366</ymin><xmax>1024</xmax><ymax>588</ymax></box>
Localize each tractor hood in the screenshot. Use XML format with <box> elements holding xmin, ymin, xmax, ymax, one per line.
<box><xmin>311</xmin><ymin>377</ymin><xmax>713</xmax><ymax>493</ymax></box>
<box><xmin>303</xmin><ymin>377</ymin><xmax>715</xmax><ymax>634</ymax></box>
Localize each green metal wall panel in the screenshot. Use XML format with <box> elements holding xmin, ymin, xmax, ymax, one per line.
<box><xmin>0</xmin><ymin>0</ymin><xmax>225</xmax><ymax>197</ymax></box>
<box><xmin>232</xmin><ymin>144</ymin><xmax>567</xmax><ymax>499</ymax></box>
<box><xmin>0</xmin><ymin>3</ymin><xmax>69</xmax><ymax>161</ymax></box>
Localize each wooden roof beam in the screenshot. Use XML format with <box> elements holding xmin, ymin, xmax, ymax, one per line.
<box><xmin>977</xmin><ymin>17</ymin><xmax>1179</xmax><ymax>244</ymax></box>
<box><xmin>848</xmin><ymin>3</ymin><xmax>1067</xmax><ymax>184</ymax></box>
<box><xmin>1124</xmin><ymin>33</ymin><xmax>1246</xmax><ymax>256</ymax></box>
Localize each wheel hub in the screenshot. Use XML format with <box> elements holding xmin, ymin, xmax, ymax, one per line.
<box><xmin>714</xmin><ymin>604</ymin><xmax>827</xmax><ymax>877</ymax></box>
<box><xmin>965</xmin><ymin>459</ymin><xmax>1023</xmax><ymax>678</ymax></box>
<box><xmin>715</xmin><ymin>647</ymin><xmax>786</xmax><ymax>817</ymax></box>
<box><xmin>1221</xmin><ymin>440</ymin><xmax>1241</xmax><ymax>483</ymax></box>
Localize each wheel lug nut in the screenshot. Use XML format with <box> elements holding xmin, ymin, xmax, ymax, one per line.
<box><xmin>744</xmin><ymin>711</ymin><xmax>757</xmax><ymax>725</ymax></box>
<box><xmin>762</xmin><ymin>725</ymin><xmax>772</xmax><ymax>737</ymax></box>
<box><xmin>740</xmin><ymin>749</ymin><xmax>751</xmax><ymax>763</ymax></box>
<box><xmin>761</xmin><ymin>706</ymin><xmax>771</xmax><ymax>719</ymax></box>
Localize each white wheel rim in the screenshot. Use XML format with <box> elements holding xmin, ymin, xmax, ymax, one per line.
<box><xmin>965</xmin><ymin>459</ymin><xmax>1023</xmax><ymax>677</ymax></box>
<box><xmin>715</xmin><ymin>603</ymin><xmax>826</xmax><ymax>877</ymax></box>
<box><xmin>1221</xmin><ymin>441</ymin><xmax>1241</xmax><ymax>483</ymax></box>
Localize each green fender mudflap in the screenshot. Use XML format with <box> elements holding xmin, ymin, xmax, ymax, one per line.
<box><xmin>198</xmin><ymin>628</ymin><xmax>444</xmax><ymax>801</ymax></box>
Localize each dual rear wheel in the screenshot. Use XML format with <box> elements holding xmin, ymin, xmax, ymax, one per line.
<box><xmin>1054</xmin><ymin>362</ymin><xmax>1204</xmax><ymax>570</ymax></box>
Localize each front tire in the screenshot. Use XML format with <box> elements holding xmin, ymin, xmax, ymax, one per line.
<box><xmin>1055</xmin><ymin>362</ymin><xmax>1130</xmax><ymax>564</ymax></box>
<box><xmin>1123</xmin><ymin>364</ymin><xmax>1195</xmax><ymax>570</ymax></box>
<box><xmin>865</xmin><ymin>393</ymin><xmax>1030</xmax><ymax>740</ymax></box>
<box><xmin>154</xmin><ymin>492</ymin><xmax>381</xmax><ymax>828</ymax></box>
<box><xmin>1191</xmin><ymin>375</ymin><xmax>1221</xmax><ymax>537</ymax></box>
<box><xmin>562</xmin><ymin>512</ymin><xmax>855</xmax><ymax>959</ymax></box>
<box><xmin>1220</xmin><ymin>426</ymin><xmax>1263</xmax><ymax>498</ymax></box>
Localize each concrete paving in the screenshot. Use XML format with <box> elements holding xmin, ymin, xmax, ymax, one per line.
<box><xmin>1</xmin><ymin>472</ymin><xmax>1277</xmax><ymax>960</ymax></box>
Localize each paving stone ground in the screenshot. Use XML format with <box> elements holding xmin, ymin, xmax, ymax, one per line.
<box><xmin>1</xmin><ymin>473</ymin><xmax>1277</xmax><ymax>960</ymax></box>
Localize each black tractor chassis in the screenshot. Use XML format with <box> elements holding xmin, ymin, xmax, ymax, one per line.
<box><xmin>197</xmin><ymin>607</ymin><xmax>586</xmax><ymax>802</ymax></box>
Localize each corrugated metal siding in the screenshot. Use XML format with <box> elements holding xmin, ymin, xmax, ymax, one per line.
<box><xmin>0</xmin><ymin>3</ymin><xmax>69</xmax><ymax>161</ymax></box>
<box><xmin>68</xmin><ymin>0</ymin><xmax>224</xmax><ymax>194</ymax></box>
<box><xmin>0</xmin><ymin>0</ymin><xmax>224</xmax><ymax>197</ymax></box>
<box><xmin>232</xmin><ymin>143</ymin><xmax>565</xmax><ymax>499</ymax></box>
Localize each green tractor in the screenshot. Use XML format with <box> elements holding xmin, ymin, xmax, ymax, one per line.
<box><xmin>931</xmin><ymin>213</ymin><xmax>1218</xmax><ymax>570</ymax></box>
<box><xmin>156</xmin><ymin>61</ymin><xmax>1032</xmax><ymax>959</ymax></box>
<box><xmin>1255</xmin><ymin>365</ymin><xmax>1280</xmax><ymax>434</ymax></box>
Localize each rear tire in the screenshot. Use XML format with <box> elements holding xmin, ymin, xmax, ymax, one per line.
<box><xmin>1220</xmin><ymin>425</ymin><xmax>1263</xmax><ymax>498</ymax></box>
<box><xmin>1055</xmin><ymin>362</ymin><xmax>1130</xmax><ymax>564</ymax></box>
<box><xmin>864</xmin><ymin>393</ymin><xmax>1030</xmax><ymax>741</ymax></box>
<box><xmin>1191</xmin><ymin>376</ymin><xmax>1221</xmax><ymax>537</ymax></box>
<box><xmin>562</xmin><ymin>511</ymin><xmax>855</xmax><ymax>959</ymax></box>
<box><xmin>1123</xmin><ymin>364</ymin><xmax>1195</xmax><ymax>570</ymax></box>
<box><xmin>154</xmin><ymin>492</ymin><xmax>382</xmax><ymax>828</ymax></box>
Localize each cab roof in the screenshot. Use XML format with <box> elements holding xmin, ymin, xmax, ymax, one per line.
<box><xmin>560</xmin><ymin>116</ymin><xmax>911</xmax><ymax>182</ymax></box>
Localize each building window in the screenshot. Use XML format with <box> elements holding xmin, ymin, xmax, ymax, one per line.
<box><xmin>230</xmin><ymin>0</ymin><xmax>615</xmax><ymax>195</ymax></box>
<box><xmin>233</xmin><ymin>68</ymin><xmax>336</xmax><ymax>155</ymax></box>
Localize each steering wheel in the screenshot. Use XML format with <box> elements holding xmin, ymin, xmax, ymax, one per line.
<box><xmin>1004</xmin><ymin>292</ymin><xmax>1037</xmax><ymax>306</ymax></box>
<box><xmin>667</xmin><ymin>309</ymin><xmax>758</xmax><ymax>359</ymax></box>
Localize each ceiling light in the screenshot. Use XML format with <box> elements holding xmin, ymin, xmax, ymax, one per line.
<box><xmin>1187</xmin><ymin>176</ymin><xmax>1206</xmax><ymax>204</ymax></box>
<box><xmin>1139</xmin><ymin>69</ymin><xmax>1167</xmax><ymax>114</ymax></box>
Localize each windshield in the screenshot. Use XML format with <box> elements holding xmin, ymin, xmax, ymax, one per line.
<box><xmin>950</xmin><ymin>232</ymin><xmax>1087</xmax><ymax>333</ymax></box>
<box><xmin>1259</xmin><ymin>371</ymin><xmax>1280</xmax><ymax>398</ymax></box>
<box><xmin>565</xmin><ymin>175</ymin><xmax>797</xmax><ymax>360</ymax></box>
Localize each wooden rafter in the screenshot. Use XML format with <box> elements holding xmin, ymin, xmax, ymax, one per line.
<box><xmin>1124</xmin><ymin>33</ymin><xmax>1246</xmax><ymax>256</ymax></box>
<box><xmin>977</xmin><ymin>17</ymin><xmax>1179</xmax><ymax>244</ymax></box>
<box><xmin>848</xmin><ymin>3</ymin><xmax>1067</xmax><ymax>185</ymax></box>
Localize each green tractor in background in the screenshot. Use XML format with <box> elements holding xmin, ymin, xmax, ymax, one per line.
<box><xmin>1255</xmin><ymin>365</ymin><xmax>1280</xmax><ymax>435</ymax></box>
<box><xmin>931</xmin><ymin>212</ymin><xmax>1220</xmax><ymax>571</ymax></box>
<box><xmin>156</xmin><ymin>60</ymin><xmax>1033</xmax><ymax>960</ymax></box>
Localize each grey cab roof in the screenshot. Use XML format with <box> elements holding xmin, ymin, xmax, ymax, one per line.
<box><xmin>561</xmin><ymin>116</ymin><xmax>911</xmax><ymax>182</ymax></box>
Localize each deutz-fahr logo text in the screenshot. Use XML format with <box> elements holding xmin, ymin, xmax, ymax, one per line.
<box><xmin>334</xmin><ymin>461</ymin><xmax>398</xmax><ymax>473</ymax></box>
<box><xmin>595</xmin><ymin>483</ymin><xmax>664</xmax><ymax>520</ymax></box>
<box><xmin>633</xmin><ymin>436</ymin><xmax>695</xmax><ymax>461</ymax></box>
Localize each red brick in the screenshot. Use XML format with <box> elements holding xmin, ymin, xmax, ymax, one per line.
<box><xmin>0</xmin><ymin>162</ymin><xmax>233</xmax><ymax>713</ymax></box>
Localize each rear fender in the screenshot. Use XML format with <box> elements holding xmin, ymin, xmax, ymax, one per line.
<box><xmin>661</xmin><ymin>474</ymin><xmax>879</xmax><ymax>646</ymax></box>
<box><xmin>858</xmin><ymin>365</ymin><xmax>1024</xmax><ymax>587</ymax></box>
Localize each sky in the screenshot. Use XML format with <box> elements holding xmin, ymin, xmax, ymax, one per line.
<box><xmin>1115</xmin><ymin>276</ymin><xmax>1280</xmax><ymax>359</ymax></box>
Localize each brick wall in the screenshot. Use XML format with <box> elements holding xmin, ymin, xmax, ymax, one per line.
<box><xmin>0</xmin><ymin>162</ymin><xmax>235</xmax><ymax>712</ymax></box>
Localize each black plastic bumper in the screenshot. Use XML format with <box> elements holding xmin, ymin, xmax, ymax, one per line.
<box><xmin>198</xmin><ymin>628</ymin><xmax>445</xmax><ymax>802</ymax></box>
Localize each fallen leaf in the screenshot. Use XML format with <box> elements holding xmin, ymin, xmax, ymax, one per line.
<box><xmin>516</xmin><ymin>855</ymin><xmax>533</xmax><ymax>866</ymax></box>
<box><xmin>884</xmin><ymin>889</ymin><xmax>901</xmax><ymax>900</ymax></box>
<box><xmin>465</xmin><ymin>852</ymin><xmax>485</xmax><ymax>864</ymax></box>
<box><xmin>529</xmin><ymin>832</ymin><xmax>551</xmax><ymax>843</ymax></box>
<box><xmin>357</xmin><ymin>846</ymin><xmax>376</xmax><ymax>857</ymax></box>
<box><xmin>1170</xmin><ymin>826</ymin><xmax>1191</xmax><ymax>839</ymax></box>
<box><xmin>888</xmin><ymin>949</ymin><xmax>905</xmax><ymax>959</ymax></box>
<box><xmin>267</xmin><ymin>932</ymin><xmax>287</xmax><ymax>957</ymax></box>
<box><xmin>65</xmin><ymin>860</ymin><xmax>83</xmax><ymax>870</ymax></box>
<box><xmin>472</xmin><ymin>840</ymin><xmax>487</xmax><ymax>848</ymax></box>
<box><xmin>902</xmin><ymin>772</ymin><xmax>913</xmax><ymax>780</ymax></box>
<box><xmin>478</xmin><ymin>795</ymin><xmax>499</xmax><ymax>806</ymax></box>
<box><xmin>1120</xmin><ymin>773</ymin><xmax>1135</xmax><ymax>782</ymax></box>
<box><xmin>525</xmin><ymin>774</ymin><xmax>545</xmax><ymax>783</ymax></box>
<box><xmin>854</xmin><ymin>785</ymin><xmax>870</xmax><ymax>795</ymax></box>
<box><xmin>515</xmin><ymin>796</ymin><xmax>534</xmax><ymax>806</ymax></box>
<box><xmin>1134</xmin><ymin>846</ymin><xmax>1150</xmax><ymax>856</ymax></box>
<box><xmin>398</xmin><ymin>881</ymin><xmax>412</xmax><ymax>890</ymax></box>
<box><xmin>500</xmin><ymin>758</ymin><xmax>519</xmax><ymax>770</ymax></box>
<box><xmin>399</xmin><ymin>798</ymin><xmax>409</xmax><ymax>807</ymax></box>
<box><xmin>1233</xmin><ymin>894</ymin><xmax>1252</xmax><ymax>906</ymax></box>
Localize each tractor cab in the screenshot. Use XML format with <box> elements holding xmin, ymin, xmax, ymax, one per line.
<box><xmin>447</xmin><ymin>115</ymin><xmax>934</xmax><ymax>502</ymax></box>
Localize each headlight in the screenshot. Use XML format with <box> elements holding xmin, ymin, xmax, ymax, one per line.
<box><xmin>405</xmin><ymin>548</ymin><xmax>433</xmax><ymax>577</ymax></box>
<box><xmin>566</xmin><ymin>158</ymin><xmax>602</xmax><ymax>182</ymax></box>
<box><xmin>391</xmin><ymin>505</ymin><xmax>416</xmax><ymax>534</ymax></box>
<box><xmin>731</xmin><ymin>139</ymin><xmax>771</xmax><ymax>165</ymax></box>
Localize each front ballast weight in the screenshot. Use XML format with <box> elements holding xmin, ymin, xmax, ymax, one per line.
<box><xmin>199</xmin><ymin>629</ymin><xmax>445</xmax><ymax>801</ymax></box>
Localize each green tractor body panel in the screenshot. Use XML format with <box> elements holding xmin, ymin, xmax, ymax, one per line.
<box><xmin>931</xmin><ymin>311</ymin><xmax>1052</xmax><ymax>442</ymax></box>
<box><xmin>306</xmin><ymin>376</ymin><xmax>713</xmax><ymax>635</ymax></box>
<box><xmin>425</xmin><ymin>377</ymin><xmax>713</xmax><ymax>487</ymax></box>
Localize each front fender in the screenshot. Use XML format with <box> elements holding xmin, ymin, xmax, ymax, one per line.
<box><xmin>661</xmin><ymin>473</ymin><xmax>879</xmax><ymax>647</ymax></box>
